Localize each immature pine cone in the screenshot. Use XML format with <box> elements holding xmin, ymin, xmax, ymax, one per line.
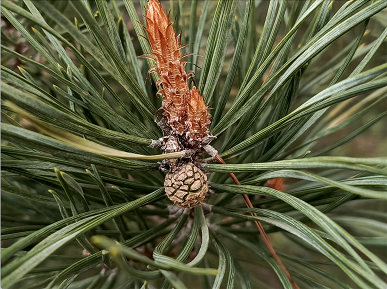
<box><xmin>164</xmin><ymin>162</ymin><xmax>208</xmax><ymax>208</ymax></box>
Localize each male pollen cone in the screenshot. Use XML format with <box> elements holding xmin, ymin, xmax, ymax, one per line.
<box><xmin>145</xmin><ymin>0</ymin><xmax>210</xmax><ymax>143</ymax></box>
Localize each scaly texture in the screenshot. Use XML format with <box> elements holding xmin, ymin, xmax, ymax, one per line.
<box><xmin>145</xmin><ymin>0</ymin><xmax>189</xmax><ymax>135</ymax></box>
<box><xmin>187</xmin><ymin>86</ymin><xmax>211</xmax><ymax>143</ymax></box>
<box><xmin>146</xmin><ymin>0</ymin><xmax>211</xmax><ymax>208</ymax></box>
<box><xmin>145</xmin><ymin>0</ymin><xmax>210</xmax><ymax>142</ymax></box>
<box><xmin>164</xmin><ymin>162</ymin><xmax>208</xmax><ymax>208</ymax></box>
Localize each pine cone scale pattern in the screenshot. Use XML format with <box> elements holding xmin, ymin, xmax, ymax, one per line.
<box><xmin>145</xmin><ymin>0</ymin><xmax>212</xmax><ymax>207</ymax></box>
<box><xmin>164</xmin><ymin>163</ymin><xmax>208</xmax><ymax>208</ymax></box>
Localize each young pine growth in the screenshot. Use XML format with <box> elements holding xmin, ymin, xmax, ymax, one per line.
<box><xmin>145</xmin><ymin>0</ymin><xmax>212</xmax><ymax>208</ymax></box>
<box><xmin>2</xmin><ymin>0</ymin><xmax>387</xmax><ymax>288</ymax></box>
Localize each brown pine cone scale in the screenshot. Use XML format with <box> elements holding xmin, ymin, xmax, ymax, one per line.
<box><xmin>164</xmin><ymin>162</ymin><xmax>208</xmax><ymax>208</ymax></box>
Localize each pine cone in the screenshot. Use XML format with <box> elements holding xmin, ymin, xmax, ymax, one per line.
<box><xmin>164</xmin><ymin>162</ymin><xmax>208</xmax><ymax>208</ymax></box>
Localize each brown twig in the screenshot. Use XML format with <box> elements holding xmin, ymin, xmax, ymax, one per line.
<box><xmin>215</xmin><ymin>154</ymin><xmax>299</xmax><ymax>289</ymax></box>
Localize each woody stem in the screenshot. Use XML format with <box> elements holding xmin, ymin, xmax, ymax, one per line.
<box><xmin>215</xmin><ymin>154</ymin><xmax>299</xmax><ymax>289</ymax></box>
